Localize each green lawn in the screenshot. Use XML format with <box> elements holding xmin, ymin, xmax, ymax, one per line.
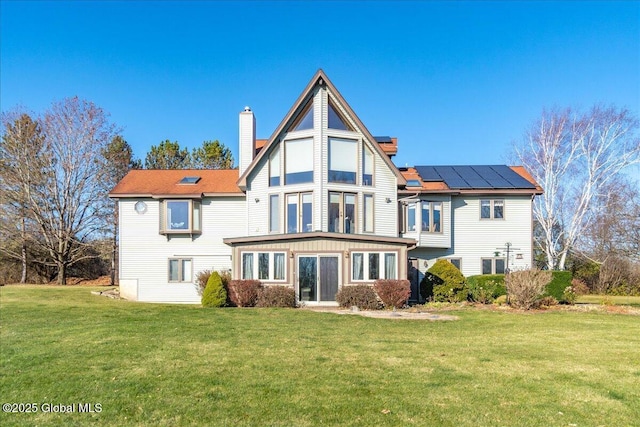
<box><xmin>577</xmin><ymin>294</ymin><xmax>640</xmax><ymax>307</ymax></box>
<box><xmin>1</xmin><ymin>286</ymin><xmax>639</xmax><ymax>427</ymax></box>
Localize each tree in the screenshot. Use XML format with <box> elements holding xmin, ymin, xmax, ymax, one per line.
<box><xmin>514</xmin><ymin>105</ymin><xmax>640</xmax><ymax>270</ymax></box>
<box><xmin>191</xmin><ymin>140</ymin><xmax>234</xmax><ymax>169</ymax></box>
<box><xmin>28</xmin><ymin>97</ymin><xmax>117</xmax><ymax>284</ymax></box>
<box><xmin>102</xmin><ymin>135</ymin><xmax>141</xmax><ymax>285</ymax></box>
<box><xmin>0</xmin><ymin>111</ymin><xmax>46</xmax><ymax>283</ymax></box>
<box><xmin>145</xmin><ymin>140</ymin><xmax>191</xmax><ymax>169</ymax></box>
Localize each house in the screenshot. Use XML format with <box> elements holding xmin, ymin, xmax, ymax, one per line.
<box><xmin>110</xmin><ymin>70</ymin><xmax>542</xmax><ymax>304</ymax></box>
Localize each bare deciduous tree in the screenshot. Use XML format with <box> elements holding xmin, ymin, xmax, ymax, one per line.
<box><xmin>514</xmin><ymin>105</ymin><xmax>640</xmax><ymax>270</ymax></box>
<box><xmin>23</xmin><ymin>97</ymin><xmax>117</xmax><ymax>284</ymax></box>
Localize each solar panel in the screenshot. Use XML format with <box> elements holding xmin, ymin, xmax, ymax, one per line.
<box><xmin>413</xmin><ymin>165</ymin><xmax>537</xmax><ymax>190</ymax></box>
<box><xmin>374</xmin><ymin>136</ymin><xmax>393</xmax><ymax>143</ymax></box>
<box><xmin>491</xmin><ymin>165</ymin><xmax>536</xmax><ymax>189</ymax></box>
<box><xmin>434</xmin><ymin>166</ymin><xmax>469</xmax><ymax>188</ymax></box>
<box><xmin>454</xmin><ymin>166</ymin><xmax>493</xmax><ymax>189</ymax></box>
<box><xmin>471</xmin><ymin>165</ymin><xmax>512</xmax><ymax>188</ymax></box>
<box><xmin>414</xmin><ymin>166</ymin><xmax>443</xmax><ymax>182</ymax></box>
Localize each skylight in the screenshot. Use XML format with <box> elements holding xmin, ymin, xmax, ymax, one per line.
<box><xmin>406</xmin><ymin>179</ymin><xmax>422</xmax><ymax>187</ymax></box>
<box><xmin>179</xmin><ymin>176</ymin><xmax>201</xmax><ymax>184</ymax></box>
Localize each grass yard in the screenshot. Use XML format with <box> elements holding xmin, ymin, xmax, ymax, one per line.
<box><xmin>1</xmin><ymin>286</ymin><xmax>639</xmax><ymax>427</ymax></box>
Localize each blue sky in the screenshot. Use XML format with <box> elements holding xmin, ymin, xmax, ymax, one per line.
<box><xmin>2</xmin><ymin>1</ymin><xmax>639</xmax><ymax>171</ymax></box>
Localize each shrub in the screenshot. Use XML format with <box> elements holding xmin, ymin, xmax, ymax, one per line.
<box><xmin>561</xmin><ymin>286</ymin><xmax>577</xmax><ymax>305</ymax></box>
<box><xmin>425</xmin><ymin>260</ymin><xmax>468</xmax><ymax>303</ymax></box>
<box><xmin>336</xmin><ymin>285</ymin><xmax>380</xmax><ymax>310</ymax></box>
<box><xmin>201</xmin><ymin>271</ymin><xmax>227</xmax><ymax>308</ymax></box>
<box><xmin>373</xmin><ymin>279</ymin><xmax>411</xmax><ymax>309</ymax></box>
<box><xmin>539</xmin><ymin>295</ymin><xmax>559</xmax><ymax>307</ymax></box>
<box><xmin>195</xmin><ymin>269</ymin><xmax>212</xmax><ymax>296</ymax></box>
<box><xmin>228</xmin><ymin>280</ymin><xmax>262</xmax><ymax>307</ymax></box>
<box><xmin>545</xmin><ymin>271</ymin><xmax>572</xmax><ymax>300</ymax></box>
<box><xmin>256</xmin><ymin>286</ymin><xmax>296</xmax><ymax>308</ymax></box>
<box><xmin>571</xmin><ymin>278</ymin><xmax>589</xmax><ymax>296</ymax></box>
<box><xmin>467</xmin><ymin>275</ymin><xmax>506</xmax><ymax>304</ymax></box>
<box><xmin>506</xmin><ymin>269</ymin><xmax>552</xmax><ymax>310</ymax></box>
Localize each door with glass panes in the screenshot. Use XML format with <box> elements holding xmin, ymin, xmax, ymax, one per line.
<box><xmin>297</xmin><ymin>255</ymin><xmax>340</xmax><ymax>302</ymax></box>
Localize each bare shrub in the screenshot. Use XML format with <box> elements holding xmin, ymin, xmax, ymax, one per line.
<box><xmin>335</xmin><ymin>285</ymin><xmax>380</xmax><ymax>310</ymax></box>
<box><xmin>373</xmin><ymin>279</ymin><xmax>411</xmax><ymax>309</ymax></box>
<box><xmin>195</xmin><ymin>270</ymin><xmax>212</xmax><ymax>296</ymax></box>
<box><xmin>506</xmin><ymin>269</ymin><xmax>552</xmax><ymax>310</ymax></box>
<box><xmin>256</xmin><ymin>286</ymin><xmax>296</xmax><ymax>308</ymax></box>
<box><xmin>228</xmin><ymin>280</ymin><xmax>262</xmax><ymax>307</ymax></box>
<box><xmin>570</xmin><ymin>278</ymin><xmax>589</xmax><ymax>295</ymax></box>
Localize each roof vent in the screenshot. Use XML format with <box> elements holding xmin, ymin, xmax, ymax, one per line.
<box><xmin>179</xmin><ymin>176</ymin><xmax>201</xmax><ymax>184</ymax></box>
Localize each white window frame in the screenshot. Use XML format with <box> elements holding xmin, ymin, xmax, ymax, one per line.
<box><xmin>161</xmin><ymin>199</ymin><xmax>201</xmax><ymax>234</ymax></box>
<box><xmin>284</xmin><ymin>138</ymin><xmax>313</xmax><ymax>185</ymax></box>
<box><xmin>241</xmin><ymin>251</ymin><xmax>287</xmax><ymax>282</ymax></box>
<box><xmin>168</xmin><ymin>258</ymin><xmax>193</xmax><ymax>283</ymax></box>
<box><xmin>480</xmin><ymin>199</ymin><xmax>505</xmax><ymax>220</ymax></box>
<box><xmin>362</xmin><ymin>144</ymin><xmax>374</xmax><ymax>186</ymax></box>
<box><xmin>421</xmin><ymin>201</ymin><xmax>443</xmax><ymax>233</ymax></box>
<box><xmin>269</xmin><ymin>147</ymin><xmax>281</xmax><ymax>187</ymax></box>
<box><xmin>351</xmin><ymin>251</ymin><xmax>398</xmax><ymax>282</ymax></box>
<box><xmin>328</xmin><ymin>137</ymin><xmax>358</xmax><ymax>184</ymax></box>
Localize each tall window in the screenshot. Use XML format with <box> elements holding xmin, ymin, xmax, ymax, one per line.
<box><xmin>286</xmin><ymin>192</ymin><xmax>313</xmax><ymax>233</ymax></box>
<box><xmin>329</xmin><ymin>192</ymin><xmax>356</xmax><ymax>234</ymax></box>
<box><xmin>362</xmin><ymin>145</ymin><xmax>373</xmax><ymax>186</ymax></box>
<box><xmin>168</xmin><ymin>258</ymin><xmax>192</xmax><ymax>282</ymax></box>
<box><xmin>269</xmin><ymin>194</ymin><xmax>279</xmax><ymax>233</ymax></box>
<box><xmin>363</xmin><ymin>194</ymin><xmax>374</xmax><ymax>233</ymax></box>
<box><xmin>285</xmin><ymin>138</ymin><xmax>313</xmax><ymax>184</ymax></box>
<box><xmin>406</xmin><ymin>203</ymin><xmax>416</xmax><ymax>232</ymax></box>
<box><xmin>242</xmin><ymin>252</ymin><xmax>287</xmax><ymax>281</ymax></box>
<box><xmin>421</xmin><ymin>202</ymin><xmax>442</xmax><ymax>233</ymax></box>
<box><xmin>481</xmin><ymin>199</ymin><xmax>504</xmax><ymax>219</ymax></box>
<box><xmin>351</xmin><ymin>252</ymin><xmax>397</xmax><ymax>281</ymax></box>
<box><xmin>269</xmin><ymin>148</ymin><xmax>280</xmax><ymax>186</ymax></box>
<box><xmin>161</xmin><ymin>200</ymin><xmax>201</xmax><ymax>234</ymax></box>
<box><xmin>328</xmin><ymin>138</ymin><xmax>357</xmax><ymax>184</ymax></box>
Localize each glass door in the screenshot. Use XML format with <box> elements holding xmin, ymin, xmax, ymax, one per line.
<box><xmin>298</xmin><ymin>256</ymin><xmax>317</xmax><ymax>302</ymax></box>
<box><xmin>298</xmin><ymin>255</ymin><xmax>340</xmax><ymax>303</ymax></box>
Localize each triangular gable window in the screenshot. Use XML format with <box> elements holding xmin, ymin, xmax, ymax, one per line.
<box><xmin>291</xmin><ymin>99</ymin><xmax>314</xmax><ymax>131</ymax></box>
<box><xmin>328</xmin><ymin>99</ymin><xmax>353</xmax><ymax>131</ymax></box>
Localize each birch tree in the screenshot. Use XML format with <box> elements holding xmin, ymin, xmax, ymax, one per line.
<box><xmin>514</xmin><ymin>105</ymin><xmax>640</xmax><ymax>270</ymax></box>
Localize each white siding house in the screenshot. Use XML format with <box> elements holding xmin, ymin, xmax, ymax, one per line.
<box><xmin>111</xmin><ymin>70</ymin><xmax>542</xmax><ymax>304</ymax></box>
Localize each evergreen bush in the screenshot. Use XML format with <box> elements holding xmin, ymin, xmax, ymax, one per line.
<box><xmin>201</xmin><ymin>271</ymin><xmax>227</xmax><ymax>308</ymax></box>
<box><xmin>424</xmin><ymin>259</ymin><xmax>468</xmax><ymax>303</ymax></box>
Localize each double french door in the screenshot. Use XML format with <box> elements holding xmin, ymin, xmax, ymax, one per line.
<box><xmin>297</xmin><ymin>255</ymin><xmax>340</xmax><ymax>302</ymax></box>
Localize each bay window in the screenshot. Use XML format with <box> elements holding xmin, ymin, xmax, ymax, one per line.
<box><xmin>160</xmin><ymin>200</ymin><xmax>201</xmax><ymax>234</ymax></box>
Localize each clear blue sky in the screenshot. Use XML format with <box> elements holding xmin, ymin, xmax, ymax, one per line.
<box><xmin>2</xmin><ymin>1</ymin><xmax>639</xmax><ymax>171</ymax></box>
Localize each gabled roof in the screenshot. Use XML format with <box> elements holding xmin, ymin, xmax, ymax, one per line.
<box><xmin>400</xmin><ymin>165</ymin><xmax>543</xmax><ymax>194</ymax></box>
<box><xmin>237</xmin><ymin>69</ymin><xmax>407</xmax><ymax>189</ymax></box>
<box><xmin>109</xmin><ymin>169</ymin><xmax>243</xmax><ymax>198</ymax></box>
